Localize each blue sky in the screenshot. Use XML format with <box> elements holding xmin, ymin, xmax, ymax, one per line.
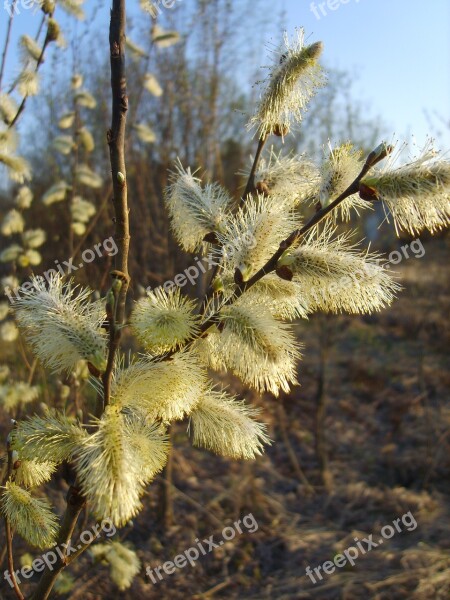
<box><xmin>1</xmin><ymin>0</ymin><xmax>449</xmax><ymax>149</ymax></box>
<box><xmin>283</xmin><ymin>0</ymin><xmax>450</xmax><ymax>147</ymax></box>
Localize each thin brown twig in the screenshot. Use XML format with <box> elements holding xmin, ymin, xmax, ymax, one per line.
<box><xmin>8</xmin><ymin>15</ymin><xmax>45</xmax><ymax>95</ymax></box>
<box><xmin>27</xmin><ymin>358</ymin><xmax>38</xmax><ymax>386</ymax></box>
<box><xmin>31</xmin><ymin>3</ymin><xmax>130</xmax><ymax>597</ymax></box>
<box><xmin>4</xmin><ymin>439</ymin><xmax>24</xmax><ymax>600</ymax></box>
<box><xmin>30</xmin><ymin>486</ymin><xmax>86</xmax><ymax>600</ymax></box>
<box><xmin>9</xmin><ymin>14</ymin><xmax>53</xmax><ymax>129</ymax></box>
<box><xmin>100</xmin><ymin>0</ymin><xmax>130</xmax><ymax>411</ymax></box>
<box><xmin>5</xmin><ymin>518</ymin><xmax>24</xmax><ymax>600</ymax></box>
<box><xmin>240</xmin><ymin>134</ymin><xmax>268</xmax><ymax>203</ymax></box>
<box><xmin>0</xmin><ymin>0</ymin><xmax>17</xmax><ymax>92</ymax></box>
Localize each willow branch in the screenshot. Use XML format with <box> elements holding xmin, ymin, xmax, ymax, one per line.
<box><xmin>9</xmin><ymin>15</ymin><xmax>52</xmax><ymax>129</ymax></box>
<box><xmin>100</xmin><ymin>0</ymin><xmax>130</xmax><ymax>410</ymax></box>
<box><xmin>33</xmin><ymin>3</ymin><xmax>130</xmax><ymax>596</ymax></box>
<box><xmin>197</xmin><ymin>143</ymin><xmax>391</xmax><ymax>334</ymax></box>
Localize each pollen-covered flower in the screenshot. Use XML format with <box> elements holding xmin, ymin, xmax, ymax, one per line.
<box><xmin>58</xmin><ymin>0</ymin><xmax>85</xmax><ymax>20</ymax></box>
<box><xmin>53</xmin><ymin>135</ymin><xmax>74</xmax><ymax>155</ymax></box>
<box><xmin>165</xmin><ymin>160</ymin><xmax>233</xmax><ymax>251</ymax></box>
<box><xmin>14</xmin><ymin>275</ymin><xmax>107</xmax><ymax>373</ymax></box>
<box><xmin>58</xmin><ymin>112</ymin><xmax>75</xmax><ymax>129</ymax></box>
<box><xmin>15</xmin><ymin>186</ymin><xmax>33</xmax><ymax>209</ymax></box>
<box><xmin>18</xmin><ymin>248</ymin><xmax>42</xmax><ymax>267</ymax></box>
<box><xmin>12</xmin><ymin>411</ymin><xmax>87</xmax><ymax>463</ymax></box>
<box><xmin>0</xmin><ymin>244</ymin><xmax>23</xmax><ymax>263</ymax></box>
<box><xmin>13</xmin><ymin>459</ymin><xmax>57</xmax><ymax>488</ymax></box>
<box><xmin>23</xmin><ymin>228</ymin><xmax>46</xmax><ymax>249</ymax></box>
<box><xmin>1</xmin><ymin>482</ymin><xmax>58</xmax><ymax>548</ymax></box>
<box><xmin>76</xmin><ymin>164</ymin><xmax>103</xmax><ymax>188</ymax></box>
<box><xmin>189</xmin><ymin>388</ymin><xmax>270</xmax><ymax>459</ymax></box>
<box><xmin>19</xmin><ymin>35</ymin><xmax>43</xmax><ymax>62</ymax></box>
<box><xmin>243</xmin><ymin>274</ymin><xmax>309</xmax><ymax>320</ymax></box>
<box><xmin>251</xmin><ymin>149</ymin><xmax>320</xmax><ymax>208</ymax></box>
<box><xmin>152</xmin><ymin>25</ymin><xmax>180</xmax><ymax>48</ymax></box>
<box><xmin>248</xmin><ymin>29</ymin><xmax>324</xmax><ymax>139</ymax></box>
<box><xmin>277</xmin><ymin>226</ymin><xmax>399</xmax><ymax>314</ymax></box>
<box><xmin>319</xmin><ymin>142</ymin><xmax>370</xmax><ymax>220</ymax></box>
<box><xmin>17</xmin><ymin>70</ymin><xmax>40</xmax><ymax>97</ymax></box>
<box><xmin>360</xmin><ymin>147</ymin><xmax>450</xmax><ymax>235</ymax></box>
<box><xmin>78</xmin><ymin>127</ymin><xmax>95</xmax><ymax>152</ymax></box>
<box><xmin>42</xmin><ymin>180</ymin><xmax>70</xmax><ymax>205</ymax></box>
<box><xmin>1</xmin><ymin>276</ymin><xmax>19</xmax><ymax>294</ymax></box>
<box><xmin>90</xmin><ymin>542</ymin><xmax>141</xmax><ymax>591</ymax></box>
<box><xmin>72</xmin><ymin>73</ymin><xmax>83</xmax><ymax>89</ymax></box>
<box><xmin>0</xmin><ymin>321</ymin><xmax>19</xmax><ymax>342</ymax></box>
<box><xmin>0</xmin><ymin>302</ymin><xmax>9</xmax><ymax>321</ymax></box>
<box><xmin>71</xmin><ymin>196</ymin><xmax>96</xmax><ymax>223</ymax></box>
<box><xmin>130</xmin><ymin>287</ymin><xmax>200</xmax><ymax>354</ymax></box>
<box><xmin>47</xmin><ymin>18</ymin><xmax>62</xmax><ymax>44</ymax></box>
<box><xmin>202</xmin><ymin>302</ymin><xmax>301</xmax><ymax>396</ymax></box>
<box><xmin>1</xmin><ymin>275</ymin><xmax>19</xmax><ymax>292</ymax></box>
<box><xmin>75</xmin><ymin>90</ymin><xmax>97</xmax><ymax>109</ymax></box>
<box><xmin>0</xmin><ymin>365</ymin><xmax>10</xmax><ymax>381</ymax></box>
<box><xmin>72</xmin><ymin>222</ymin><xmax>86</xmax><ymax>235</ymax></box>
<box><xmin>0</xmin><ymin>127</ymin><xmax>17</xmax><ymax>155</ymax></box>
<box><xmin>0</xmin><ymin>94</ymin><xmax>18</xmax><ymax>125</ymax></box>
<box><xmin>74</xmin><ymin>406</ymin><xmax>169</xmax><ymax>526</ymax></box>
<box><xmin>125</xmin><ymin>38</ymin><xmax>147</xmax><ymax>58</ymax></box>
<box><xmin>143</xmin><ymin>73</ymin><xmax>163</xmax><ymax>96</ymax></box>
<box><xmin>133</xmin><ymin>122</ymin><xmax>156</xmax><ymax>144</ymax></box>
<box><xmin>0</xmin><ymin>154</ymin><xmax>31</xmax><ymax>183</ymax></box>
<box><xmin>216</xmin><ymin>193</ymin><xmax>299</xmax><ymax>281</ymax></box>
<box><xmin>1</xmin><ymin>209</ymin><xmax>25</xmax><ymax>236</ymax></box>
<box><xmin>111</xmin><ymin>351</ymin><xmax>207</xmax><ymax>422</ymax></box>
<box><xmin>0</xmin><ymin>382</ymin><xmax>39</xmax><ymax>411</ymax></box>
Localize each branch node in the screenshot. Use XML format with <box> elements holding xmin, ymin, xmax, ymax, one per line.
<box><xmin>111</xmin><ymin>41</ymin><xmax>120</xmax><ymax>57</ymax></box>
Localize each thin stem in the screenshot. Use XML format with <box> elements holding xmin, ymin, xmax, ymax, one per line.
<box><xmin>68</xmin><ymin>91</ymin><xmax>81</xmax><ymax>257</ymax></box>
<box><xmin>0</xmin><ymin>0</ymin><xmax>17</xmax><ymax>92</ymax></box>
<box><xmin>8</xmin><ymin>14</ymin><xmax>46</xmax><ymax>95</ymax></box>
<box><xmin>9</xmin><ymin>14</ymin><xmax>52</xmax><ymax>129</ymax></box>
<box><xmin>200</xmin><ymin>134</ymin><xmax>268</xmax><ymax>315</ymax></box>
<box><xmin>31</xmin><ymin>486</ymin><xmax>86</xmax><ymax>600</ymax></box>
<box><xmin>240</xmin><ymin>134</ymin><xmax>268</xmax><ymax>203</ymax></box>
<box><xmin>4</xmin><ymin>442</ymin><xmax>24</xmax><ymax>600</ymax></box>
<box><xmin>5</xmin><ymin>518</ymin><xmax>24</xmax><ymax>600</ymax></box>
<box><xmin>32</xmin><ymin>3</ymin><xmax>130</xmax><ymax>597</ymax></box>
<box><xmin>100</xmin><ymin>0</ymin><xmax>130</xmax><ymax>410</ymax></box>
